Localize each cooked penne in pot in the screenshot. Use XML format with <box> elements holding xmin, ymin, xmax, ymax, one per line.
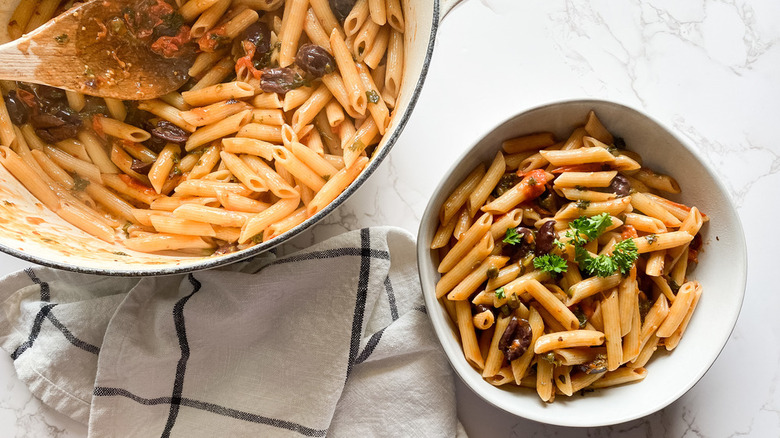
<box><xmin>431</xmin><ymin>110</ymin><xmax>707</xmax><ymax>402</ymax></box>
<box><xmin>0</xmin><ymin>0</ymin><xmax>407</xmax><ymax>255</ymax></box>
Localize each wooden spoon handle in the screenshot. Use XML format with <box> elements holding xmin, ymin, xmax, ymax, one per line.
<box><xmin>0</xmin><ymin>27</ymin><xmax>80</xmax><ymax>88</ymax></box>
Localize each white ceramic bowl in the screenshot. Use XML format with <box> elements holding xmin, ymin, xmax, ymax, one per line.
<box><xmin>417</xmin><ymin>99</ymin><xmax>747</xmax><ymax>427</ymax></box>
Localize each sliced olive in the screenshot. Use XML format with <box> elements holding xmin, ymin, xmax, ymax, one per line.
<box><xmin>260</xmin><ymin>67</ymin><xmax>303</xmax><ymax>95</ymax></box>
<box><xmin>130</xmin><ymin>159</ymin><xmax>154</xmax><ymax>175</ymax></box>
<box><xmin>243</xmin><ymin>22</ymin><xmax>271</xmax><ymax>55</ymax></box>
<box><xmin>535</xmin><ymin>220</ymin><xmax>557</xmax><ymax>255</ymax></box>
<box><xmin>295</xmin><ymin>44</ymin><xmax>337</xmax><ymax>78</ymax></box>
<box><xmin>607</xmin><ymin>174</ymin><xmax>631</xmax><ymax>197</ymax></box>
<box><xmin>4</xmin><ymin>91</ymin><xmax>29</xmax><ymax>125</ymax></box>
<box><xmin>151</xmin><ymin>120</ymin><xmax>189</xmax><ymax>143</ymax></box>
<box><xmin>329</xmin><ymin>0</ymin><xmax>357</xmax><ymax>23</ymax></box>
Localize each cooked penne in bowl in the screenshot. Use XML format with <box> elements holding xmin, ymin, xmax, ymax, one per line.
<box><xmin>418</xmin><ymin>101</ymin><xmax>746</xmax><ymax>426</ymax></box>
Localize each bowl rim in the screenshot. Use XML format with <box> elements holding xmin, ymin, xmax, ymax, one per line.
<box><xmin>0</xmin><ymin>1</ymin><xmax>444</xmax><ymax>277</ymax></box>
<box><xmin>416</xmin><ymin>97</ymin><xmax>748</xmax><ymax>427</ymax></box>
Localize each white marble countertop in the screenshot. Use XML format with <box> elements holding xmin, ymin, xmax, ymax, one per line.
<box><xmin>2</xmin><ymin>0</ymin><xmax>780</xmax><ymax>436</ymax></box>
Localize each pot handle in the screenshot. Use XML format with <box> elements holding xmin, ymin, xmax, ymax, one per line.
<box><xmin>439</xmin><ymin>0</ymin><xmax>464</xmax><ymax>22</ymax></box>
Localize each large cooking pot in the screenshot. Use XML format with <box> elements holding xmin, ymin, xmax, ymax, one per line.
<box><xmin>0</xmin><ymin>0</ymin><xmax>460</xmax><ymax>275</ymax></box>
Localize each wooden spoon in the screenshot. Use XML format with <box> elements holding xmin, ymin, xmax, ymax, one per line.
<box><xmin>0</xmin><ymin>0</ymin><xmax>195</xmax><ymax>100</ymax></box>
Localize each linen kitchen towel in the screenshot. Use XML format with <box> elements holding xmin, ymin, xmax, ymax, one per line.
<box><xmin>0</xmin><ymin>227</ymin><xmax>466</xmax><ymax>437</ymax></box>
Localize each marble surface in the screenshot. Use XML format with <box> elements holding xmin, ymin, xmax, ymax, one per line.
<box><xmin>2</xmin><ymin>0</ymin><xmax>780</xmax><ymax>436</ymax></box>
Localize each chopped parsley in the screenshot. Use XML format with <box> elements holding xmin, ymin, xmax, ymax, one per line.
<box><xmin>366</xmin><ymin>90</ymin><xmax>380</xmax><ymax>104</ymax></box>
<box><xmin>573</xmin><ymin>307</ymin><xmax>588</xmax><ymax>328</ymax></box>
<box><xmin>575</xmin><ymin>199</ymin><xmax>591</xmax><ymax>210</ymax></box>
<box><xmin>533</xmin><ymin>254</ymin><xmax>568</xmax><ymax>275</ymax></box>
<box><xmin>503</xmin><ymin>227</ymin><xmax>524</xmax><ymax>245</ymax></box>
<box><xmin>553</xmin><ymin>213</ymin><xmax>638</xmax><ymax>278</ymax></box>
<box><xmin>576</xmin><ymin>237</ymin><xmax>638</xmax><ymax>277</ymax></box>
<box><xmin>540</xmin><ymin>352</ymin><xmax>559</xmax><ymax>366</ymax></box>
<box><xmin>610</xmin><ymin>239</ymin><xmax>639</xmax><ymax>276</ymax></box>
<box><xmin>495</xmin><ymin>287</ymin><xmax>506</xmax><ymax>300</ymax></box>
<box><xmin>251</xmin><ymin>233</ymin><xmax>263</xmax><ymax>244</ymax></box>
<box><xmin>349</xmin><ymin>139</ymin><xmax>365</xmax><ymax>152</ymax></box>
<box><xmin>112</xmin><ymin>251</ymin><xmax>129</xmax><ymax>257</ymax></box>
<box><xmin>580</xmin><ymin>252</ymin><xmax>619</xmax><ymax>278</ymax></box>
<box><xmin>567</xmin><ymin>212</ymin><xmax>613</xmax><ymax>244</ymax></box>
<box><xmin>646</xmin><ymin>234</ymin><xmax>658</xmax><ymax>244</ymax></box>
<box><xmin>54</xmin><ymin>34</ymin><xmax>69</xmax><ymax>44</ymax></box>
<box><xmin>72</xmin><ymin>175</ymin><xmax>90</xmax><ymax>192</ymax></box>
<box><xmin>527</xmin><ymin>177</ymin><xmax>537</xmax><ymax>186</ymax></box>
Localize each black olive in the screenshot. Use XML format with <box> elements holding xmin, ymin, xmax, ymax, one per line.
<box><xmin>36</xmin><ymin>124</ymin><xmax>81</xmax><ymax>143</ymax></box>
<box><xmin>295</xmin><ymin>44</ymin><xmax>337</xmax><ymax>78</ymax></box>
<box><xmin>151</xmin><ymin>120</ymin><xmax>189</xmax><ymax>143</ymax></box>
<box><xmin>30</xmin><ymin>106</ymin><xmax>82</xmax><ymax>143</ymax></box>
<box><xmin>607</xmin><ymin>174</ymin><xmax>631</xmax><ymax>197</ymax></box>
<box><xmin>4</xmin><ymin>91</ymin><xmax>29</xmax><ymax>125</ymax></box>
<box><xmin>473</xmin><ymin>304</ymin><xmax>491</xmax><ymax>315</ymax></box>
<box><xmin>130</xmin><ymin>159</ymin><xmax>154</xmax><ymax>175</ymax></box>
<box><xmin>260</xmin><ymin>67</ymin><xmax>302</xmax><ymax>95</ymax></box>
<box><xmin>33</xmin><ymin>85</ymin><xmax>66</xmax><ymax>106</ymax></box>
<box><xmin>498</xmin><ymin>317</ymin><xmax>519</xmax><ymax>352</ymax></box>
<box><xmin>498</xmin><ymin>317</ymin><xmax>532</xmax><ymax>361</ymax></box>
<box><xmin>329</xmin><ymin>0</ymin><xmax>357</xmax><ymax>23</ymax></box>
<box><xmin>243</xmin><ymin>22</ymin><xmax>271</xmax><ymax>55</ymax></box>
<box><xmin>30</xmin><ymin>112</ymin><xmax>62</xmax><ymax>129</ymax></box>
<box><xmin>535</xmin><ymin>220</ymin><xmax>557</xmax><ymax>255</ymax></box>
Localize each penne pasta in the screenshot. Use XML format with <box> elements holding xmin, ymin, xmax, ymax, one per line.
<box><xmin>431</xmin><ymin>110</ymin><xmax>708</xmax><ymax>401</ymax></box>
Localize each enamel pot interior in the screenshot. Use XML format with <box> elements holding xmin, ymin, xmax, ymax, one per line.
<box><xmin>0</xmin><ymin>0</ymin><xmax>440</xmax><ymax>276</ymax></box>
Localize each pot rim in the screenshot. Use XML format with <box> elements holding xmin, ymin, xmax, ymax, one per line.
<box><xmin>0</xmin><ymin>1</ymin><xmax>443</xmax><ymax>277</ymax></box>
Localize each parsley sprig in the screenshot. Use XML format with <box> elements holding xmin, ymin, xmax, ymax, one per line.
<box><xmin>533</xmin><ymin>254</ymin><xmax>568</xmax><ymax>274</ymax></box>
<box><xmin>567</xmin><ymin>213</ymin><xmax>613</xmax><ymax>243</ymax></box>
<box><xmin>503</xmin><ymin>228</ymin><xmax>524</xmax><ymax>245</ymax></box>
<box><xmin>535</xmin><ymin>213</ymin><xmax>638</xmax><ymax>277</ymax></box>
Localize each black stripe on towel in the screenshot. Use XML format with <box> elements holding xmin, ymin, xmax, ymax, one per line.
<box><xmin>384</xmin><ymin>276</ymin><xmax>399</xmax><ymax>321</ymax></box>
<box><xmin>94</xmin><ymin>387</ymin><xmax>327</xmax><ymax>437</ymax></box>
<box><xmin>24</xmin><ymin>268</ymin><xmax>50</xmax><ymax>302</ymax></box>
<box><xmin>10</xmin><ymin>304</ymin><xmax>56</xmax><ymax>360</ymax></box>
<box><xmin>355</xmin><ymin>327</ymin><xmax>387</xmax><ymax>365</ymax></box>
<box><xmin>271</xmin><ymin>247</ymin><xmax>390</xmax><ymax>266</ymax></box>
<box><xmin>345</xmin><ymin>229</ymin><xmax>371</xmax><ymax>380</ymax></box>
<box><xmin>12</xmin><ymin>270</ymin><xmax>99</xmax><ymax>358</ymax></box>
<box><xmin>160</xmin><ymin>273</ymin><xmax>202</xmax><ymax>438</ymax></box>
<box><xmin>45</xmin><ymin>312</ymin><xmax>100</xmax><ymax>355</ymax></box>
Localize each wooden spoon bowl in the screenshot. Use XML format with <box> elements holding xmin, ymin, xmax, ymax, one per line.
<box><xmin>0</xmin><ymin>0</ymin><xmax>195</xmax><ymax>100</ymax></box>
